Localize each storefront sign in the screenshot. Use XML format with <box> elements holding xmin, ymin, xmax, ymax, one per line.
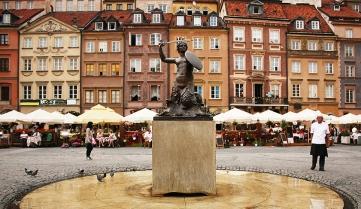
<box><xmin>20</xmin><ymin>100</ymin><xmax>40</xmax><ymax>106</ymax></box>
<box><xmin>40</xmin><ymin>99</ymin><xmax>67</xmax><ymax>106</ymax></box>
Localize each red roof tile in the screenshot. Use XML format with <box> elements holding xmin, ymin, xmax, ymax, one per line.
<box><xmin>0</xmin><ymin>9</ymin><xmax>43</xmax><ymax>26</ymax></box>
<box><xmin>319</xmin><ymin>0</ymin><xmax>361</xmax><ymax>19</ymax></box>
<box><xmin>47</xmin><ymin>11</ymin><xmax>99</xmax><ymax>28</ymax></box>
<box><xmin>282</xmin><ymin>4</ymin><xmax>333</xmax><ymax>34</ymax></box>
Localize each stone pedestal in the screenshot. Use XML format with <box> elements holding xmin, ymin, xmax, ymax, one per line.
<box><xmin>152</xmin><ymin>118</ymin><xmax>216</xmax><ymax>195</ymax></box>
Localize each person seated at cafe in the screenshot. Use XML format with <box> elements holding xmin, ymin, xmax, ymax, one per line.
<box><xmin>96</xmin><ymin>129</ymin><xmax>105</xmax><ymax>147</ymax></box>
<box><xmin>143</xmin><ymin>129</ymin><xmax>152</xmax><ymax>148</ymax></box>
<box><xmin>108</xmin><ymin>130</ymin><xmax>117</xmax><ymax>148</ymax></box>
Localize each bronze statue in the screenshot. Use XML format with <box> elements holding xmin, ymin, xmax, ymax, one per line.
<box><xmin>159</xmin><ymin>40</ymin><xmax>207</xmax><ymax>117</ymax></box>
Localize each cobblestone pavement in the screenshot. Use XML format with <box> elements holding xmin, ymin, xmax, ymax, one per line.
<box><xmin>0</xmin><ymin>145</ymin><xmax>360</xmax><ymax>209</ymax></box>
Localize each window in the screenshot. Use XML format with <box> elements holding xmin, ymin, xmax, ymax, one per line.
<box><xmin>308</xmin><ymin>61</ymin><xmax>317</xmax><ymax>73</ymax></box>
<box><xmin>252</xmin><ymin>56</ymin><xmax>263</xmax><ymax>71</ymax></box>
<box><xmin>69</xmin><ymin>85</ymin><xmax>77</xmax><ymax>99</ymax></box>
<box><xmin>345</xmin><ymin>88</ymin><xmax>355</xmax><ymax>103</ymax></box>
<box><xmin>179</xmin><ymin>7</ymin><xmax>185</xmax><ymax>13</ymax></box>
<box><xmin>55</xmin><ymin>0</ymin><xmax>62</xmax><ymax>11</ymax></box>
<box><xmin>108</xmin><ymin>22</ymin><xmax>116</xmax><ymax>30</ymax></box>
<box><xmin>86</xmin><ymin>64</ymin><xmax>94</xmax><ymax>76</ymax></box>
<box><xmin>150</xmin><ymin>33</ymin><xmax>161</xmax><ymax>45</ymax></box>
<box><xmin>116</xmin><ymin>4</ymin><xmax>123</xmax><ymax>10</ymax></box>
<box><xmin>235</xmin><ymin>83</ymin><xmax>244</xmax><ymax>97</ymax></box>
<box><xmin>53</xmin><ymin>57</ymin><xmax>62</xmax><ymax>71</ymax></box>
<box><xmin>176</xmin><ymin>16</ymin><xmax>184</xmax><ymax>26</ymax></box>
<box><xmin>152</xmin><ymin>14</ymin><xmax>161</xmax><ymax>23</ymax></box>
<box><xmin>147</xmin><ymin>4</ymin><xmax>155</xmax><ymax>12</ymax></box>
<box><xmin>311</xmin><ymin>21</ymin><xmax>319</xmax><ymax>30</ymax></box>
<box><xmin>130</xmin><ymin>34</ymin><xmax>142</xmax><ymax>46</ymax></box>
<box><xmin>77</xmin><ymin>0</ymin><xmax>84</xmax><ymax>11</ymax></box>
<box><xmin>3</xmin><ymin>1</ymin><xmax>9</xmax><ymax>9</ymax></box>
<box><xmin>53</xmin><ymin>85</ymin><xmax>62</xmax><ymax>99</ymax></box>
<box><xmin>233</xmin><ymin>27</ymin><xmax>245</xmax><ymax>42</ymax></box>
<box><xmin>88</xmin><ymin>0</ymin><xmax>95</xmax><ymax>11</ymax></box>
<box><xmin>111</xmin><ymin>90</ymin><xmax>120</xmax><ymax>103</ymax></box>
<box><xmin>24</xmin><ymin>37</ymin><xmax>32</xmax><ymax>48</ymax></box>
<box><xmin>130</xmin><ymin>59</ymin><xmax>141</xmax><ymax>72</ymax></box>
<box><xmin>99</xmin><ymin>41</ymin><xmax>108</xmax><ymax>52</ymax></box>
<box><xmin>106</xmin><ymin>4</ymin><xmax>112</xmax><ymax>10</ymax></box>
<box><xmin>85</xmin><ymin>90</ymin><xmax>94</xmax><ymax>103</ymax></box>
<box><xmin>66</xmin><ymin>0</ymin><xmax>73</xmax><ymax>11</ymax></box>
<box><xmin>308</xmin><ymin>84</ymin><xmax>318</xmax><ymax>98</ymax></box>
<box><xmin>38</xmin><ymin>85</ymin><xmax>47</xmax><ymax>99</ymax></box>
<box><xmin>54</xmin><ymin>37</ymin><xmax>63</xmax><ymax>48</ymax></box>
<box><xmin>345</xmin><ymin>45</ymin><xmax>354</xmax><ymax>57</ymax></box>
<box><xmin>23</xmin><ymin>85</ymin><xmax>31</xmax><ymax>99</ymax></box>
<box><xmin>295</xmin><ymin>20</ymin><xmax>304</xmax><ymax>29</ymax></box>
<box><xmin>324</xmin><ymin>42</ymin><xmax>334</xmax><ymax>51</ymax></box>
<box><xmin>131</xmin><ymin>85</ymin><xmax>141</xmax><ymax>101</ymax></box>
<box><xmin>16</xmin><ymin>0</ymin><xmax>21</xmax><ymax>9</ymax></box>
<box><xmin>67</xmin><ymin>36</ymin><xmax>78</xmax><ymax>48</ymax></box>
<box><xmin>234</xmin><ymin>55</ymin><xmax>244</xmax><ymax>71</ymax></box>
<box><xmin>69</xmin><ymin>57</ymin><xmax>78</xmax><ymax>70</ymax></box>
<box><xmin>334</xmin><ymin>4</ymin><xmax>340</xmax><ymax>11</ymax></box>
<box><xmin>86</xmin><ymin>41</ymin><xmax>95</xmax><ymax>52</ymax></box>
<box><xmin>269</xmin><ymin>30</ymin><xmax>280</xmax><ymax>44</ymax></box>
<box><xmin>187</xmin><ymin>7</ymin><xmax>193</xmax><ymax>15</ymax></box>
<box><xmin>98</xmin><ymin>90</ymin><xmax>107</xmax><ymax>103</ymax></box>
<box><xmin>210</xmin><ymin>60</ymin><xmax>220</xmax><ymax>73</ymax></box>
<box><xmin>127</xmin><ymin>3</ymin><xmax>133</xmax><ymax>10</ymax></box>
<box><xmin>210</xmin><ymin>85</ymin><xmax>220</xmax><ymax>99</ymax></box>
<box><xmin>251</xmin><ymin>5</ymin><xmax>261</xmax><ymax>14</ymax></box>
<box><xmin>194</xmin><ymin>85</ymin><xmax>203</xmax><ymax>97</ymax></box>
<box><xmin>193</xmin><ymin>37</ymin><xmax>203</xmax><ymax>49</ymax></box>
<box><xmin>112</xmin><ymin>41</ymin><xmax>120</xmax><ymax>52</ymax></box>
<box><xmin>353</xmin><ymin>4</ymin><xmax>360</xmax><ymax>12</ymax></box>
<box><xmin>0</xmin><ymin>34</ymin><xmax>8</xmax><ymax>45</ymax></box>
<box><xmin>291</xmin><ymin>60</ymin><xmax>301</xmax><ymax>73</ymax></box>
<box><xmin>2</xmin><ymin>14</ymin><xmax>10</xmax><ymax>24</ymax></box>
<box><xmin>149</xmin><ymin>58</ymin><xmax>161</xmax><ymax>72</ymax></box>
<box><xmin>159</xmin><ymin>4</ymin><xmax>167</xmax><ymax>12</ymax></box>
<box><xmin>37</xmin><ymin>57</ymin><xmax>47</xmax><ymax>71</ymax></box>
<box><xmin>325</xmin><ymin>84</ymin><xmax>334</xmax><ymax>98</ymax></box>
<box><xmin>292</xmin><ymin>84</ymin><xmax>300</xmax><ymax>97</ymax></box>
<box><xmin>95</xmin><ymin>22</ymin><xmax>103</xmax><ymax>30</ymax></box>
<box><xmin>325</xmin><ymin>63</ymin><xmax>333</xmax><ymax>74</ymax></box>
<box><xmin>270</xmin><ymin>57</ymin><xmax>280</xmax><ymax>71</ymax></box>
<box><xmin>38</xmin><ymin>37</ymin><xmax>47</xmax><ymax>48</ymax></box>
<box><xmin>0</xmin><ymin>86</ymin><xmax>10</xmax><ymax>101</ymax></box>
<box><xmin>308</xmin><ymin>41</ymin><xmax>317</xmax><ymax>51</ymax></box>
<box><xmin>345</xmin><ymin>65</ymin><xmax>355</xmax><ymax>77</ymax></box>
<box><xmin>111</xmin><ymin>64</ymin><xmax>120</xmax><ymax>76</ymax></box>
<box><xmin>27</xmin><ymin>0</ymin><xmax>33</xmax><ymax>9</ymax></box>
<box><xmin>209</xmin><ymin>16</ymin><xmax>218</xmax><ymax>26</ymax></box>
<box><xmin>0</xmin><ymin>58</ymin><xmax>9</xmax><ymax>72</ymax></box>
<box><xmin>252</xmin><ymin>28</ymin><xmax>262</xmax><ymax>42</ymax></box>
<box><xmin>150</xmin><ymin>85</ymin><xmax>160</xmax><ymax>101</ymax></box>
<box><xmin>23</xmin><ymin>58</ymin><xmax>32</xmax><ymax>71</ymax></box>
<box><xmin>133</xmin><ymin>14</ymin><xmax>142</xmax><ymax>23</ymax></box>
<box><xmin>290</xmin><ymin>40</ymin><xmax>301</xmax><ymax>50</ymax></box>
<box><xmin>210</xmin><ymin>38</ymin><xmax>220</xmax><ymax>49</ymax></box>
<box><xmin>346</xmin><ymin>29</ymin><xmax>353</xmax><ymax>38</ymax></box>
<box><xmin>98</xmin><ymin>64</ymin><xmax>107</xmax><ymax>76</ymax></box>
<box><xmin>193</xmin><ymin>16</ymin><xmax>201</xmax><ymax>26</ymax></box>
<box><xmin>270</xmin><ymin>84</ymin><xmax>280</xmax><ymax>97</ymax></box>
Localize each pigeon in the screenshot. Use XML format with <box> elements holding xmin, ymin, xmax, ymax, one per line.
<box><xmin>97</xmin><ymin>173</ymin><xmax>106</xmax><ymax>182</ymax></box>
<box><xmin>78</xmin><ymin>169</ymin><xmax>85</xmax><ymax>175</ymax></box>
<box><xmin>25</xmin><ymin>168</ymin><xmax>33</xmax><ymax>175</ymax></box>
<box><xmin>30</xmin><ymin>170</ymin><xmax>38</xmax><ymax>177</ymax></box>
<box><xmin>110</xmin><ymin>170</ymin><xmax>114</xmax><ymax>177</ymax></box>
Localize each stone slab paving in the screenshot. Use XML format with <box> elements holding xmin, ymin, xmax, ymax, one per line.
<box><xmin>0</xmin><ymin>145</ymin><xmax>360</xmax><ymax>209</ymax></box>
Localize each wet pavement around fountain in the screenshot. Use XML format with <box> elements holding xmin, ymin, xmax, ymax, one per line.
<box><xmin>0</xmin><ymin>145</ymin><xmax>360</xmax><ymax>209</ymax></box>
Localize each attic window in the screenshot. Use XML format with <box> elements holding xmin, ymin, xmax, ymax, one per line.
<box><xmin>176</xmin><ymin>15</ymin><xmax>184</xmax><ymax>26</ymax></box>
<box><xmin>95</xmin><ymin>22</ymin><xmax>103</xmax><ymax>30</ymax></box>
<box><xmin>179</xmin><ymin>7</ymin><xmax>185</xmax><ymax>13</ymax></box>
<box><xmin>2</xmin><ymin>14</ymin><xmax>10</xmax><ymax>24</ymax></box>
<box><xmin>311</xmin><ymin>20</ymin><xmax>319</xmax><ymax>30</ymax></box>
<box><xmin>108</xmin><ymin>22</ymin><xmax>116</xmax><ymax>30</ymax></box>
<box><xmin>152</xmin><ymin>13</ymin><xmax>161</xmax><ymax>23</ymax></box>
<box><xmin>203</xmin><ymin>7</ymin><xmax>208</xmax><ymax>15</ymax></box>
<box><xmin>334</xmin><ymin>4</ymin><xmax>340</xmax><ymax>11</ymax></box>
<box><xmin>194</xmin><ymin>16</ymin><xmax>201</xmax><ymax>26</ymax></box>
<box><xmin>133</xmin><ymin>13</ymin><xmax>142</xmax><ymax>23</ymax></box>
<box><xmin>187</xmin><ymin>7</ymin><xmax>193</xmax><ymax>15</ymax></box>
<box><xmin>252</xmin><ymin>6</ymin><xmax>261</xmax><ymax>14</ymax></box>
<box><xmin>295</xmin><ymin>20</ymin><xmax>304</xmax><ymax>30</ymax></box>
<box><xmin>210</xmin><ymin>16</ymin><xmax>218</xmax><ymax>27</ymax></box>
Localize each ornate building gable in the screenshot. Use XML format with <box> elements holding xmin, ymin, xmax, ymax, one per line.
<box><xmin>20</xmin><ymin>16</ymin><xmax>79</xmax><ymax>34</ymax></box>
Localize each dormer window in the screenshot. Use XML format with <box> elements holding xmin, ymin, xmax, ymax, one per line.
<box><xmin>152</xmin><ymin>13</ymin><xmax>161</xmax><ymax>23</ymax></box>
<box><xmin>95</xmin><ymin>22</ymin><xmax>103</xmax><ymax>30</ymax></box>
<box><xmin>252</xmin><ymin>6</ymin><xmax>261</xmax><ymax>14</ymax></box>
<box><xmin>2</xmin><ymin>14</ymin><xmax>10</xmax><ymax>24</ymax></box>
<box><xmin>210</xmin><ymin>16</ymin><xmax>217</xmax><ymax>27</ymax></box>
<box><xmin>193</xmin><ymin>16</ymin><xmax>201</xmax><ymax>26</ymax></box>
<box><xmin>203</xmin><ymin>7</ymin><xmax>208</xmax><ymax>15</ymax></box>
<box><xmin>311</xmin><ymin>20</ymin><xmax>319</xmax><ymax>30</ymax></box>
<box><xmin>295</xmin><ymin>20</ymin><xmax>304</xmax><ymax>29</ymax></box>
<box><xmin>334</xmin><ymin>4</ymin><xmax>340</xmax><ymax>11</ymax></box>
<box><xmin>179</xmin><ymin>7</ymin><xmax>185</xmax><ymax>13</ymax></box>
<box><xmin>187</xmin><ymin>7</ymin><xmax>193</xmax><ymax>15</ymax></box>
<box><xmin>133</xmin><ymin>13</ymin><xmax>142</xmax><ymax>23</ymax></box>
<box><xmin>108</xmin><ymin>22</ymin><xmax>116</xmax><ymax>30</ymax></box>
<box><xmin>177</xmin><ymin>15</ymin><xmax>184</xmax><ymax>26</ymax></box>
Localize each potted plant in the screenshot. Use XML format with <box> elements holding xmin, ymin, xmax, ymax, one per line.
<box><xmin>340</xmin><ymin>130</ymin><xmax>351</xmax><ymax>144</ymax></box>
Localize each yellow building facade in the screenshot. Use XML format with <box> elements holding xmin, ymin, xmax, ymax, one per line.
<box><xmin>102</xmin><ymin>0</ymin><xmax>135</xmax><ymax>11</ymax></box>
<box><xmin>172</xmin><ymin>0</ymin><xmax>218</xmax><ymax>14</ymax></box>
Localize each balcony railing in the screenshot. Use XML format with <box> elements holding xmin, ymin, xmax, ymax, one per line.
<box><xmin>230</xmin><ymin>97</ymin><xmax>288</xmax><ymax>106</ymax></box>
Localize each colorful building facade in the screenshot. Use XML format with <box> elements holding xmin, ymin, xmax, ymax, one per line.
<box><xmin>103</xmin><ymin>0</ymin><xmax>135</xmax><ymax>11</ymax></box>
<box><xmin>0</xmin><ymin>0</ymin><xmax>49</xmax><ymax>10</ymax></box>
<box><xmin>135</xmin><ymin>0</ymin><xmax>172</xmax><ymax>13</ymax></box>
<box><xmin>172</xmin><ymin>0</ymin><xmax>219</xmax><ymax>15</ymax></box>
<box><xmin>50</xmin><ymin>0</ymin><xmax>102</xmax><ymax>11</ymax></box>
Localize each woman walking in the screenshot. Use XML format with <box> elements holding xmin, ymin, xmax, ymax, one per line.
<box><xmin>85</xmin><ymin>122</ymin><xmax>94</xmax><ymax>160</ymax></box>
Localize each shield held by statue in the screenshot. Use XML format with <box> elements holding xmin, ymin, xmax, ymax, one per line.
<box><xmin>185</xmin><ymin>51</ymin><xmax>203</xmax><ymax>70</ymax></box>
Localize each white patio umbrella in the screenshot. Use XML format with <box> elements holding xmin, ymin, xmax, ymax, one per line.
<box><xmin>220</xmin><ymin>108</ymin><xmax>252</xmax><ymax>123</ymax></box>
<box><xmin>50</xmin><ymin>111</ymin><xmax>65</xmax><ymax>124</ymax></box>
<box><xmin>339</xmin><ymin>113</ymin><xmax>358</xmax><ymax>124</ymax></box>
<box><xmin>295</xmin><ymin>108</ymin><xmax>320</xmax><ymax>121</ymax></box>
<box><xmin>252</xmin><ymin>110</ymin><xmax>283</xmax><ymax>123</ymax></box>
<box><xmin>324</xmin><ymin>115</ymin><xmax>340</xmax><ymax>124</ymax></box>
<box><xmin>124</xmin><ymin>108</ymin><xmax>157</xmax><ymax>123</ymax></box>
<box><xmin>75</xmin><ymin>104</ymin><xmax>124</xmax><ymax>124</ymax></box>
<box><xmin>282</xmin><ymin>111</ymin><xmax>299</xmax><ymax>122</ymax></box>
<box><xmin>358</xmin><ymin>115</ymin><xmax>361</xmax><ymax>123</ymax></box>
<box><xmin>0</xmin><ymin>110</ymin><xmax>27</xmax><ymax>123</ymax></box>
<box><xmin>213</xmin><ymin>113</ymin><xmax>226</xmax><ymax>123</ymax></box>
<box><xmin>25</xmin><ymin>109</ymin><xmax>53</xmax><ymax>123</ymax></box>
<box><xmin>63</xmin><ymin>113</ymin><xmax>77</xmax><ymax>124</ymax></box>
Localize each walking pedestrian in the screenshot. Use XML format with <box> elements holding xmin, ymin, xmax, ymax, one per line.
<box><xmin>310</xmin><ymin>115</ymin><xmax>330</xmax><ymax>171</ymax></box>
<box><xmin>85</xmin><ymin>122</ymin><xmax>94</xmax><ymax>160</ymax></box>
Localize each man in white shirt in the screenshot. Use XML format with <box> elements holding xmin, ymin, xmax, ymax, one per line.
<box><xmin>310</xmin><ymin>115</ymin><xmax>330</xmax><ymax>171</ymax></box>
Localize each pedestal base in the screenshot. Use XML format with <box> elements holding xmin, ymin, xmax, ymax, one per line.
<box><xmin>152</xmin><ymin>119</ymin><xmax>216</xmax><ymax>195</ymax></box>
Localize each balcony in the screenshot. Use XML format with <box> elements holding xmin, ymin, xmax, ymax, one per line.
<box><xmin>230</xmin><ymin>97</ymin><xmax>288</xmax><ymax>107</ymax></box>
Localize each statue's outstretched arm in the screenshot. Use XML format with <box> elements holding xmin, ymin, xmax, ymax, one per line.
<box><xmin>159</xmin><ymin>42</ymin><xmax>176</xmax><ymax>64</ymax></box>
